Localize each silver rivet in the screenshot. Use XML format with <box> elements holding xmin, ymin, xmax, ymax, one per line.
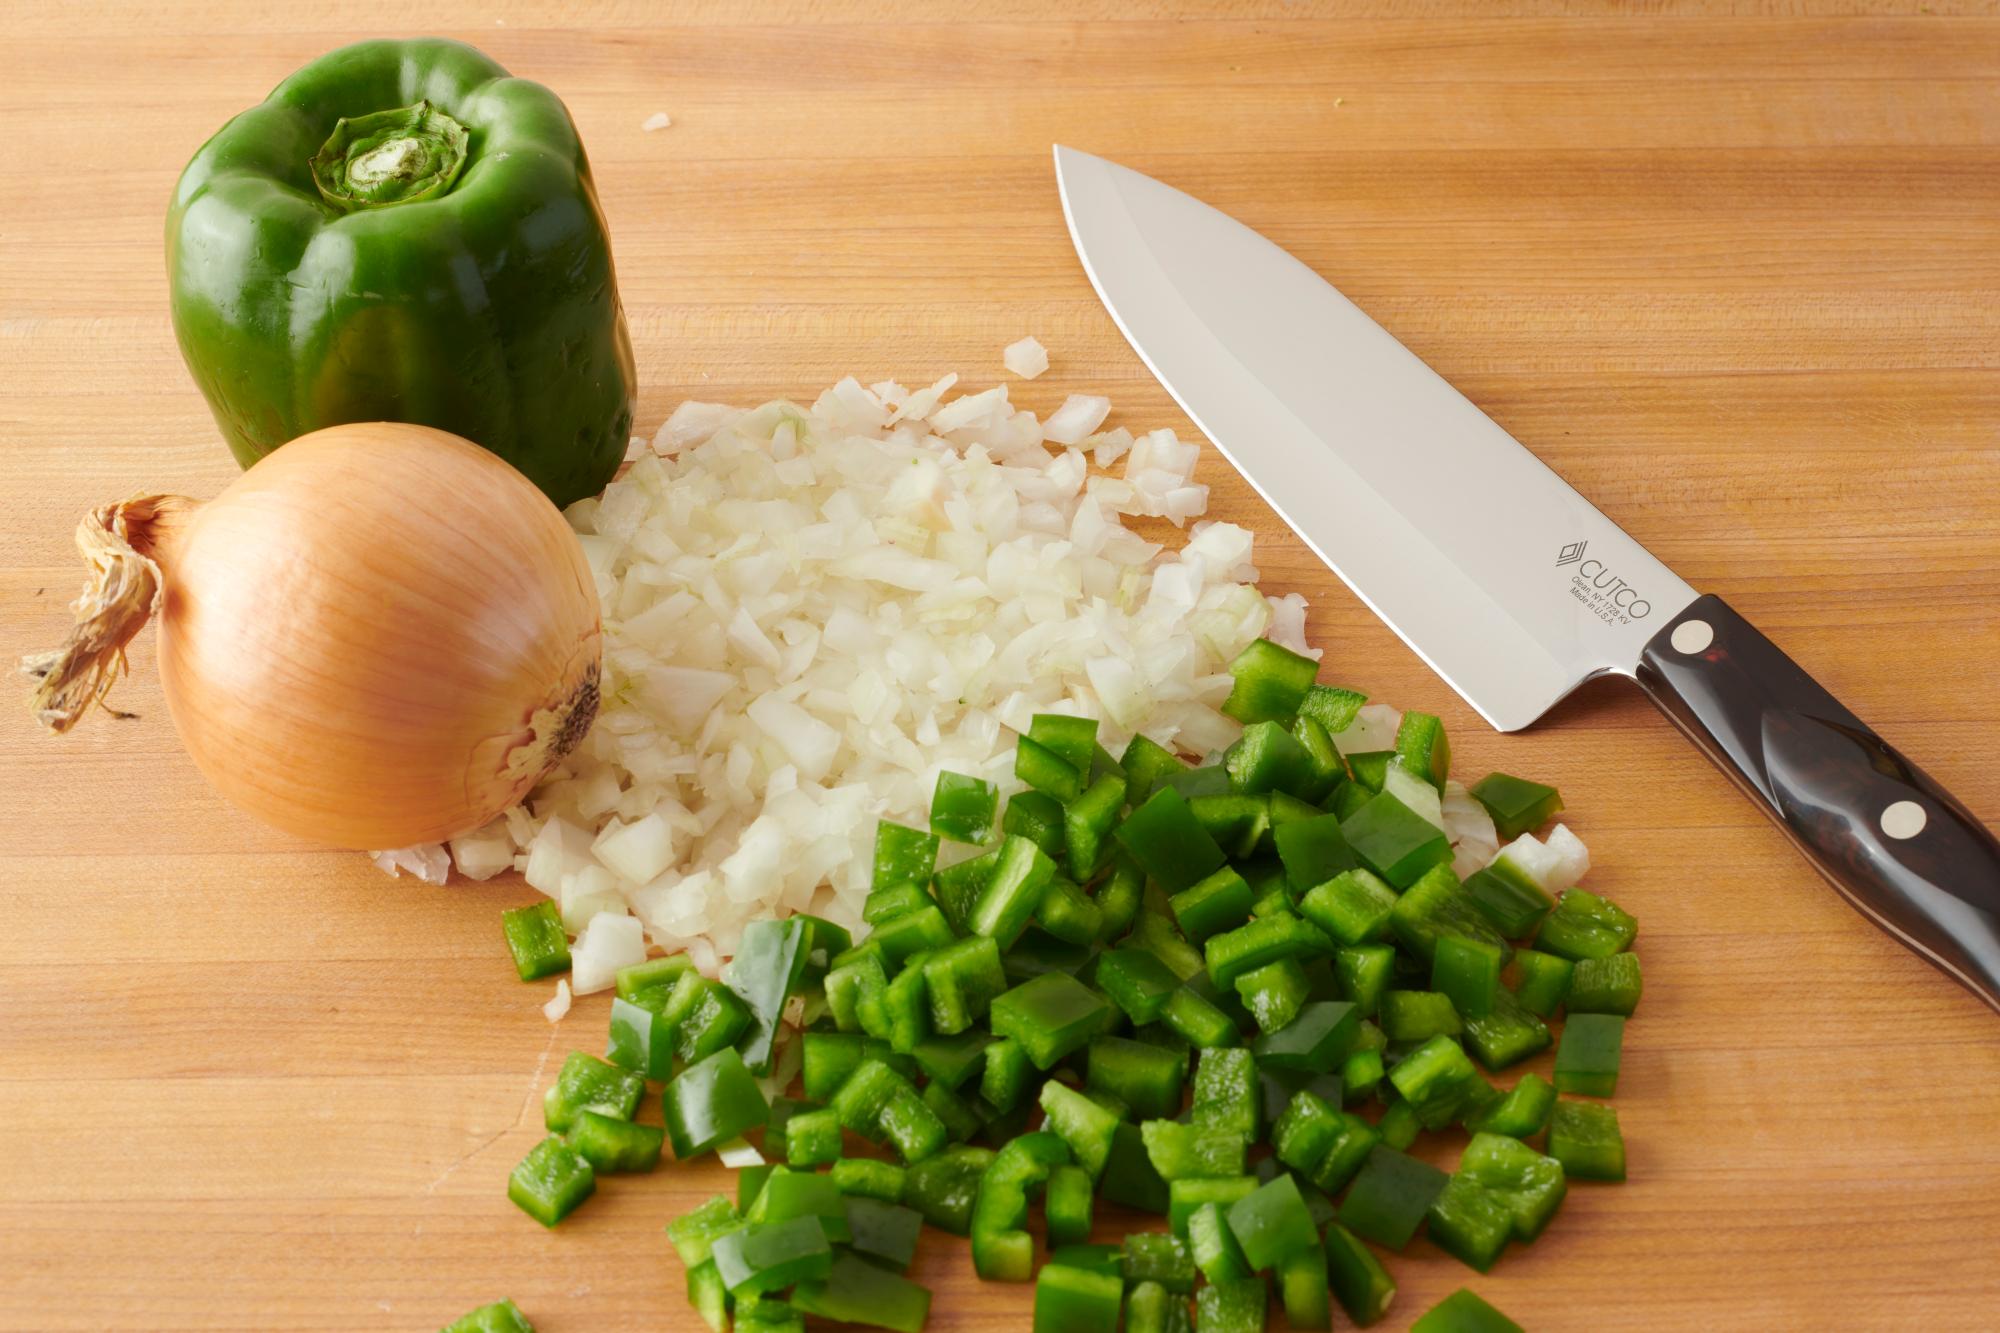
<box><xmin>1670</xmin><ymin>619</ymin><xmax>1714</xmax><ymax>654</ymax></box>
<box><xmin>1881</xmin><ymin>800</ymin><xmax>1927</xmax><ymax>840</ymax></box>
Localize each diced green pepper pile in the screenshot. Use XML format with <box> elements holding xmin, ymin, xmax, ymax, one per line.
<box><xmin>472</xmin><ymin>636</ymin><xmax>1643</xmax><ymax>1332</ymax></box>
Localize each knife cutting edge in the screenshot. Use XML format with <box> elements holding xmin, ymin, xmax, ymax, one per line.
<box><xmin>1053</xmin><ymin>144</ymin><xmax>2000</xmax><ymax>1013</ymax></box>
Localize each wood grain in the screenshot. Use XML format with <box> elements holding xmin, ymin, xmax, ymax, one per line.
<box><xmin>2</xmin><ymin>2</ymin><xmax>1997</xmax><ymax>1329</ymax></box>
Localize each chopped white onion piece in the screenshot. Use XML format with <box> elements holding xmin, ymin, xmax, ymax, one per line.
<box><xmin>570</xmin><ymin>912</ymin><xmax>647</xmax><ymax>994</ymax></box>
<box><xmin>542</xmin><ymin>978</ymin><xmax>572</xmax><ymax>1023</ymax></box>
<box><xmin>1044</xmin><ymin>394</ymin><xmax>1112</xmax><ymax>446</ymax></box>
<box><xmin>1541</xmin><ymin>823</ymin><xmax>1591</xmax><ymax>891</ymax></box>
<box><xmin>1333</xmin><ymin>702</ymin><xmax>1403</xmax><ymax>756</ymax></box>
<box><xmin>1443</xmin><ymin>780</ymin><xmax>1500</xmax><ymax>880</ymax></box>
<box><xmin>641</xmin><ymin>111</ymin><xmax>672</xmax><ymax>132</ymax></box>
<box><xmin>592</xmin><ymin>812</ymin><xmax>678</xmax><ymax>886</ymax></box>
<box><xmin>1003</xmin><ymin>336</ymin><xmax>1049</xmax><ymax>379</ymax></box>
<box><xmin>369</xmin><ymin>842</ymin><xmax>452</xmax><ymax>884</ymax></box>
<box><xmin>1382</xmin><ymin>759</ymin><xmax>1446</xmax><ymax>833</ymax></box>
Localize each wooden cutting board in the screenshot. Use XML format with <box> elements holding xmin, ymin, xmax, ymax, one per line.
<box><xmin>3</xmin><ymin>3</ymin><xmax>1996</xmax><ymax>1329</ymax></box>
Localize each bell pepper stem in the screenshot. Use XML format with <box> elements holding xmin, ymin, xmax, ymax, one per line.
<box><xmin>310</xmin><ymin>101</ymin><xmax>471</xmax><ymax>210</ymax></box>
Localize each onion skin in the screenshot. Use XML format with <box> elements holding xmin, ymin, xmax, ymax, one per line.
<box><xmin>29</xmin><ymin>423</ymin><xmax>601</xmax><ymax>849</ymax></box>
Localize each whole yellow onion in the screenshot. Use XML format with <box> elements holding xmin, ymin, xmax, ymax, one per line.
<box><xmin>26</xmin><ymin>423</ymin><xmax>602</xmax><ymax>849</ymax></box>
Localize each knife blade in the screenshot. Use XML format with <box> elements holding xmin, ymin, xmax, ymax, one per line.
<box><xmin>1055</xmin><ymin>144</ymin><xmax>2000</xmax><ymax>1012</ymax></box>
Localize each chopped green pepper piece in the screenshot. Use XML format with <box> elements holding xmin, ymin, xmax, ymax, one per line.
<box><xmin>1191</xmin><ymin>793</ymin><xmax>1273</xmax><ymax>860</ymax></box>
<box><xmin>1188</xmin><ymin>1200</ymin><xmax>1251</xmax><ymax>1282</ymax></box>
<box><xmin>1459</xmin><ymin>1130</ymin><xmax>1567</xmax><ymax>1241</ymax></box>
<box><xmin>500</xmin><ymin>900</ymin><xmax>570</xmax><ymax>982</ymax></box>
<box><xmin>931</xmin><ymin>845</ymin><xmax>1002</xmax><ymax>932</ymax></box>
<box><xmin>1568</xmin><ymin>951</ymin><xmax>1643</xmax><ymax>1016</ymax></box>
<box><xmin>907</xmin><ymin>1031</ymin><xmax>987</xmax><ymax>1093</ymax></box>
<box><xmin>842</xmin><ymin>1195</ymin><xmax>923</xmax><ymax>1270</ymax></box>
<box><xmin>735</xmin><ymin>1298</ymin><xmax>804</xmax><ymax>1333</ymax></box>
<box><xmin>1037</xmin><ymin>874</ymin><xmax>1106</xmax><ymax>945</ymax></box>
<box><xmin>744</xmin><ymin>1169</ymin><xmax>851</xmax><ymax>1243</ymax></box>
<box><xmin>1193</xmin><ymin>1277</ymin><xmax>1268</xmax><ymax>1333</ymax></box>
<box><xmin>1003</xmin><ymin>789</ymin><xmax>1068</xmax><ymax>859</ymax></box>
<box><xmin>1273</xmin><ymin>815</ymin><xmax>1359</xmax><ymax>896</ymax></box>
<box><xmin>1333</xmin><ymin>944</ymin><xmax>1396</xmax><ymax>1017</ymax></box>
<box><xmin>740</xmin><ymin>1167</ymin><xmax>773</xmax><ymax>1210</ymax></box>
<box><xmin>923</xmin><ymin>1079</ymin><xmax>981</xmax><ymax>1144</ymax></box>
<box><xmin>1536</xmin><ymin>887</ymin><xmax>1638</xmax><ymax>961</ymax></box>
<box><xmin>1409</xmin><ymin>1287</ymin><xmax>1523</xmax><ymax>1333</ymax></box>
<box><xmin>1341</xmin><ymin>791</ymin><xmax>1453</xmax><ymax>888</ymax></box>
<box><xmin>1288</xmin><ymin>715</ymin><xmax>1348</xmax><ymax>805</ymax></box>
<box><xmin>1553</xmin><ymin>1012</ymin><xmax>1624</xmax><ymax>1096</ymax></box>
<box><xmin>1393</xmin><ymin>710</ymin><xmax>1451</xmax><ymax>790</ymax></box>
<box><xmin>1142</xmin><ymin>1120</ymin><xmax>1249</xmax><ymax>1181</ymax></box>
<box><xmin>1127</xmin><ymin>1280</ymin><xmax>1195</xmax><ymax>1333</ymax></box>
<box><xmin>1045</xmin><ymin>1163</ymin><xmax>1094</xmax><ymax>1246</ymax></box>
<box><xmin>1388</xmin><ymin>1033</ymin><xmax>1485</xmax><ymax>1129</ymax></box>
<box><xmin>1101</xmin><ymin>1119</ymin><xmax>1172</xmax><ymax>1214</ymax></box>
<box><xmin>791</xmin><ymin>1251</ymin><xmax>932</xmax><ymax>1332</ymax></box>
<box><xmin>1252</xmin><ymin>1001</ymin><xmax>1359</xmax><ymax>1075</ymax></box>
<box><xmin>685</xmin><ymin>1262</ymin><xmax>728</xmax><ymax>1333</ymax></box>
<box><xmin>1125</xmin><ymin>1232</ymin><xmax>1197</xmax><ymax>1293</ymax></box>
<box><xmin>971</xmin><ymin>1130</ymin><xmax>1071</xmax><ymax>1280</ymax></box>
<box><xmin>442</xmin><ymin>1299</ymin><xmax>535</xmax><ymax>1333</ymax></box>
<box><xmin>543</xmin><ymin>1051</ymin><xmax>644</xmax><ymax>1134</ymax></box>
<box><xmin>880</xmin><ymin>957</ymin><xmax>932</xmax><ymax>1054</ymax></box>
<box><xmin>1277</xmin><ymin>1232</ymin><xmax>1332</xmax><ymax>1330</ymax></box>
<box><xmin>1380</xmin><ymin>989</ymin><xmax>1463</xmax><ymax>1042</ymax></box>
<box><xmin>1163</xmin><ymin>985</ymin><xmax>1241</xmax><ymax>1050</ymax></box>
<box><xmin>1298</xmin><ymin>868</ymin><xmax>1399</xmax><ymax>947</ymax></box>
<box><xmin>1132</xmin><ymin>907</ymin><xmax>1208</xmax><ymax>981</ymax></box>
<box><xmin>874</xmin><ymin>820</ymin><xmax>941</xmax><ymax>890</ymax></box>
<box><xmin>1034</xmin><ymin>1260</ymin><xmax>1123</xmax><ymax>1333</ymax></box>
<box><xmin>1040</xmin><ymin>1080</ymin><xmax>1121</xmax><ymax>1178</ymax></box>
<box><xmin>980</xmin><ymin>1035</ymin><xmax>1035</xmax><ymax>1113</ymax></box>
<box><xmin>930</xmin><ymin>770</ymin><xmax>999</xmax><ymax>844</ymax></box>
<box><xmin>1028</xmin><ymin>713</ymin><xmax>1100</xmax><ymax>771</ymax></box>
<box><xmin>919</xmin><ymin>934</ymin><xmax>1007</xmax><ymax>1035</ymax></box>
<box><xmin>1346</xmin><ymin>750</ymin><xmax>1392</xmax><ymax>793</ymax></box>
<box><xmin>1298</xmin><ymin>683</ymin><xmax>1367</xmax><ymax>736</ymax></box>
<box><xmin>880</xmin><ymin>1083</ymin><xmax>948</xmax><ymax>1162</ymax></box>
<box><xmin>1432</xmin><ymin>934</ymin><xmax>1503</xmax><ymax>1018</ymax></box>
<box><xmin>1462</xmin><ymin>859</ymin><xmax>1554</xmax><ymax>939</ymax></box>
<box><xmin>1190</xmin><ymin>1047</ymin><xmax>1261</xmax><ymax>1136</ymax></box>
<box><xmin>783</xmin><ymin>1107</ymin><xmax>842</xmax><ymax>1167</ymax></box>
<box><xmin>1547</xmin><ymin>1098</ymin><xmax>1626</xmax><ymax>1181</ymax></box>
<box><xmin>1087</xmin><ymin>1035</ymin><xmax>1187</xmax><ymax>1120</ymax></box>
<box><xmin>1337</xmin><ymin>1145</ymin><xmax>1448</xmax><ymax>1250</ymax></box>
<box><xmin>991</xmin><ymin>972</ymin><xmax>1113</xmax><ymax>1070</ymax></box>
<box><xmin>1469</xmin><ymin>772</ymin><xmax>1564</xmax><ymax>840</ymax></box>
<box><xmin>968</xmin><ymin>835</ymin><xmax>1059</xmax><ymax>948</ymax></box>
<box><xmin>566</xmin><ymin>1108</ymin><xmax>664</xmax><ymax>1173</ymax></box>
<box><xmin>1170</xmin><ymin>866</ymin><xmax>1254</xmax><ymax>945</ymax></box>
<box><xmin>1225</xmin><ymin>1173</ymin><xmax>1319</xmax><ymax>1271</ymax></box>
<box><xmin>802</xmin><ymin>1032</ymin><xmax>878</xmax><ymax>1103</ymax></box>
<box><xmin>1375</xmin><ymin>1097</ymin><xmax>1421</xmax><ymax>1151</ymax></box>
<box><xmin>1271</xmin><ymin>1089</ymin><xmax>1341</xmax><ymax>1172</ymax></box>
<box><xmin>724</xmin><ymin>918</ymin><xmax>812</xmax><ymax>1076</ymax></box>
<box><xmin>1462</xmin><ymin>988</ymin><xmax>1552</xmax><ymax>1070</ymax></box>
<box><xmin>1017</xmin><ymin>734</ymin><xmax>1086</xmax><ymax>803</ymax></box>
<box><xmin>1225</xmin><ymin>720</ymin><xmax>1318</xmax><ymax>798</ymax></box>
<box><xmin>668</xmin><ymin>970</ymin><xmax>755</xmax><ymax>1065</ymax></box>
<box><xmin>667</xmin><ymin>1195</ymin><xmax>743</xmax><ymax>1266</ymax></box>
<box><xmin>1468</xmin><ymin>1072</ymin><xmax>1556</xmax><ymax>1139</ymax></box>
<box><xmin>604</xmin><ymin>996</ymin><xmax>676</xmax><ymax>1081</ymax></box>
<box><xmin>1235</xmin><ymin>957</ymin><xmax>1310</xmax><ymax>1033</ymax></box>
<box><xmin>1095</xmin><ymin>854</ymin><xmax>1146</xmax><ymax>942</ymax></box>
<box><xmin>616</xmin><ymin>953</ymin><xmax>694</xmax><ymax>1003</ymax></box>
<box><xmin>900</xmin><ymin>1143</ymin><xmax>994</xmax><ymax>1234</ymax></box>
<box><xmin>864</xmin><ymin>882</ymin><xmax>935</xmax><ymax>926</ymax></box>
<box><xmin>1425</xmin><ymin>1173</ymin><xmax>1514</xmax><ymax>1271</ymax></box>
<box><xmin>1324</xmin><ymin>1221</ymin><xmax>1396</xmax><ymax>1326</ymax></box>
<box><xmin>1509</xmin><ymin>949</ymin><xmax>1574</xmax><ymax>1018</ymax></box>
<box><xmin>507</xmin><ymin>1135</ymin><xmax>594</xmax><ymax>1227</ymax></box>
<box><xmin>1389</xmin><ymin>864</ymin><xmax>1509</xmax><ymax>965</ymax></box>
<box><xmin>825</xmin><ymin>953</ymin><xmax>890</xmax><ymax>1034</ymax></box>
<box><xmin>830</xmin><ymin>1155</ymin><xmax>905</xmax><ymax>1201</ymax></box>
<box><xmin>1066</xmin><ymin>772</ymin><xmax>1129</xmax><ymax>879</ymax></box>
<box><xmin>663</xmin><ymin>1048</ymin><xmax>771</xmax><ymax>1160</ymax></box>
<box><xmin>1050</xmin><ymin>1242</ymin><xmax>1125</xmax><ymax>1275</ymax></box>
<box><xmin>1122</xmin><ymin>733</ymin><xmax>1192</xmax><ymax>804</ymax></box>
<box><xmin>1117</xmin><ymin>787</ymin><xmax>1229</xmax><ymax>893</ymax></box>
<box><xmin>1223</xmin><ymin>638</ymin><xmax>1318</xmax><ymax>723</ymax></box>
<box><xmin>1168</xmin><ymin>1176</ymin><xmax>1259</xmax><ymax>1235</ymax></box>
<box><xmin>1097</xmin><ymin>946</ymin><xmax>1183</xmax><ymax>1025</ymax></box>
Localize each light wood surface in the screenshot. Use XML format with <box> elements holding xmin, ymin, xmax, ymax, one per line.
<box><xmin>3</xmin><ymin>3</ymin><xmax>1998</xmax><ymax>1329</ymax></box>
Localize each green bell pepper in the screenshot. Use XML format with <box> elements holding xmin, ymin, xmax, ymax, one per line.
<box><xmin>1124</xmin><ymin>1232</ymin><xmax>1197</xmax><ymax>1293</ymax></box>
<box><xmin>499</xmin><ymin>901</ymin><xmax>570</xmax><ymax>982</ymax></box>
<box><xmin>1323</xmin><ymin>1222</ymin><xmax>1396</xmax><ymax>1326</ymax></box>
<box><xmin>1553</xmin><ymin>1012</ymin><xmax>1625</xmax><ymax>1096</ymax></box>
<box><xmin>1193</xmin><ymin>1277</ymin><xmax>1268</xmax><ymax>1333</ymax></box>
<box><xmin>1034</xmin><ymin>1259</ymin><xmax>1124</xmax><ymax>1333</ymax></box>
<box><xmin>1087</xmin><ymin>1035</ymin><xmax>1187</xmax><ymax>1120</ymax></box>
<box><xmin>790</xmin><ymin>1251</ymin><xmax>932</xmax><ymax>1332</ymax></box>
<box><xmin>167</xmin><ymin>39</ymin><xmax>635</xmax><ymax>506</ymax></box>
<box><xmin>1222</xmin><ymin>638</ymin><xmax>1320</xmax><ymax>723</ymax></box>
<box><xmin>566</xmin><ymin>1109</ymin><xmax>663</xmax><ymax>1174</ymax></box>
<box><xmin>1409</xmin><ymin>1288</ymin><xmax>1523</xmax><ymax>1333</ymax></box>
<box><xmin>507</xmin><ymin>1135</ymin><xmax>594</xmax><ymax>1227</ymax></box>
<box><xmin>829</xmin><ymin>1155</ymin><xmax>905</xmax><ymax>1201</ymax></box>
<box><xmin>442</xmin><ymin>1300</ymin><xmax>534</xmax><ymax>1333</ymax></box>
<box><xmin>1536</xmin><ymin>887</ymin><xmax>1638</xmax><ymax>961</ymax></box>
<box><xmin>901</xmin><ymin>1144</ymin><xmax>994</xmax><ymax>1234</ymax></box>
<box><xmin>1509</xmin><ymin>949</ymin><xmax>1575</xmax><ymax>1018</ymax></box>
<box><xmin>1044</xmin><ymin>1163</ymin><xmax>1095</xmax><ymax>1246</ymax></box>
<box><xmin>1547</xmin><ymin>1098</ymin><xmax>1626</xmax><ymax>1181</ymax></box>
<box><xmin>1567</xmin><ymin>951</ymin><xmax>1643</xmax><ymax>1016</ymax></box>
<box><xmin>1468</xmin><ymin>1072</ymin><xmax>1556</xmax><ymax>1139</ymax></box>
<box><xmin>930</xmin><ymin>770</ymin><xmax>999</xmax><ymax>843</ymax></box>
<box><xmin>1458</xmin><ymin>1131</ymin><xmax>1567</xmax><ymax>1241</ymax></box>
<box><xmin>1336</xmin><ymin>1145</ymin><xmax>1448</xmax><ymax>1250</ymax></box>
<box><xmin>662</xmin><ymin>1048</ymin><xmax>770</xmax><ymax>1160</ymax></box>
<box><xmin>991</xmin><ymin>972</ymin><xmax>1112</xmax><ymax>1069</ymax></box>
<box><xmin>844</xmin><ymin>1196</ymin><xmax>924</xmax><ymax>1270</ymax></box>
<box><xmin>542</xmin><ymin>1051</ymin><xmax>644</xmax><ymax>1134</ymax></box>
<box><xmin>1188</xmin><ymin>1201</ymin><xmax>1252</xmax><ymax>1282</ymax></box>
<box><xmin>1469</xmin><ymin>772</ymin><xmax>1563</xmax><ymax>840</ymax></box>
<box><xmin>1224</xmin><ymin>1173</ymin><xmax>1320</xmax><ymax>1271</ymax></box>
<box><xmin>1424</xmin><ymin>1173</ymin><xmax>1514</xmax><ymax>1272</ymax></box>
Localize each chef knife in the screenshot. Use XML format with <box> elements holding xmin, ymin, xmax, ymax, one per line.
<box><xmin>1054</xmin><ymin>145</ymin><xmax>2000</xmax><ymax>1013</ymax></box>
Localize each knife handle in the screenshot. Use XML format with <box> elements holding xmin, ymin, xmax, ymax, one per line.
<box><xmin>1635</xmin><ymin>594</ymin><xmax>2000</xmax><ymax>1013</ymax></box>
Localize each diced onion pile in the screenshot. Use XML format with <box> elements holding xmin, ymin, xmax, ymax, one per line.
<box><xmin>442</xmin><ymin>369</ymin><xmax>1340</xmax><ymax>983</ymax></box>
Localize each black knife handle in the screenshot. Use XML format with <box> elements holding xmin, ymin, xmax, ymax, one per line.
<box><xmin>1635</xmin><ymin>594</ymin><xmax>2000</xmax><ymax>1013</ymax></box>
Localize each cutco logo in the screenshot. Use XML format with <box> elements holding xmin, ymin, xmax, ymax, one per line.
<box><xmin>1556</xmin><ymin>540</ymin><xmax>1652</xmax><ymax>625</ymax></box>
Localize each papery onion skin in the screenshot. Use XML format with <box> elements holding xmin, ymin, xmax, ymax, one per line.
<box><xmin>32</xmin><ymin>423</ymin><xmax>601</xmax><ymax>850</ymax></box>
